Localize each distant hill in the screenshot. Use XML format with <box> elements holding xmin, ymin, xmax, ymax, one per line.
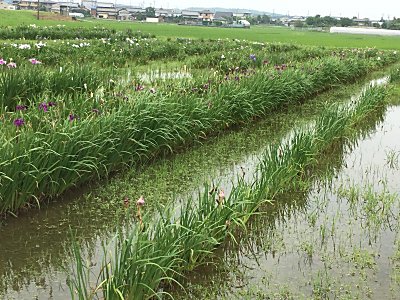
<box><xmin>185</xmin><ymin>7</ymin><xmax>284</xmax><ymax>17</ymax></box>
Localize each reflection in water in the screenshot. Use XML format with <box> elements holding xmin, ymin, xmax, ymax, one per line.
<box><xmin>0</xmin><ymin>76</ymin><xmax>393</xmax><ymax>299</ymax></box>
<box><xmin>176</xmin><ymin>105</ymin><xmax>400</xmax><ymax>299</ymax></box>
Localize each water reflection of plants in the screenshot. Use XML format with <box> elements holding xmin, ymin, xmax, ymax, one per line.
<box><xmin>1</xmin><ymin>74</ymin><xmax>379</xmax><ymax>298</ymax></box>
<box><xmin>177</xmin><ymin>99</ymin><xmax>400</xmax><ymax>299</ymax></box>
<box><xmin>1</xmin><ymin>31</ymin><xmax>399</xmax><ymax>298</ymax></box>
<box><xmin>3</xmin><ymin>51</ymin><xmax>394</xmax><ymax>215</ymax></box>
<box><xmin>68</xmin><ymin>83</ymin><xmax>390</xmax><ymax>299</ymax></box>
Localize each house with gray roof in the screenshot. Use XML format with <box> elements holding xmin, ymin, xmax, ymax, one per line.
<box><xmin>13</xmin><ymin>0</ymin><xmax>55</xmax><ymax>11</ymax></box>
<box><xmin>200</xmin><ymin>9</ymin><xmax>214</xmax><ymax>21</ymax></box>
<box><xmin>214</xmin><ymin>11</ymin><xmax>234</xmax><ymax>20</ymax></box>
<box><xmin>155</xmin><ymin>8</ymin><xmax>173</xmax><ymax>17</ymax></box>
<box><xmin>93</xmin><ymin>5</ymin><xmax>117</xmax><ymax>19</ymax></box>
<box><xmin>181</xmin><ymin>10</ymin><xmax>200</xmax><ymax>20</ymax></box>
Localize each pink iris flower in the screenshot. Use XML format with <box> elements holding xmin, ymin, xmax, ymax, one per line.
<box><xmin>29</xmin><ymin>58</ymin><xmax>42</xmax><ymax>65</ymax></box>
<box><xmin>7</xmin><ymin>62</ymin><xmax>16</xmax><ymax>68</ymax></box>
<box><xmin>0</xmin><ymin>58</ymin><xmax>6</xmax><ymax>65</ymax></box>
<box><xmin>136</xmin><ymin>196</ymin><xmax>145</xmax><ymax>206</ymax></box>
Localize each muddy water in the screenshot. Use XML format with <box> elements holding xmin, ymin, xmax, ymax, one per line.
<box><xmin>177</xmin><ymin>109</ymin><xmax>400</xmax><ymax>298</ymax></box>
<box><xmin>0</xmin><ymin>76</ymin><xmax>393</xmax><ymax>299</ymax></box>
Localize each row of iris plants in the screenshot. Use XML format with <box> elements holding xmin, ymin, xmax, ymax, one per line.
<box><xmin>0</xmin><ymin>46</ymin><xmax>315</xmax><ymax>111</ymax></box>
<box><xmin>0</xmin><ymin>37</ymin><xmax>302</xmax><ymax>67</ymax></box>
<box><xmin>190</xmin><ymin>46</ymin><xmax>393</xmax><ymax>72</ymax></box>
<box><xmin>67</xmin><ymin>82</ymin><xmax>389</xmax><ymax>299</ymax></box>
<box><xmin>0</xmin><ymin>39</ymin><xmax>305</xmax><ymax>110</ymax></box>
<box><xmin>1</xmin><ymin>44</ymin><xmax>396</xmax><ymax>114</ymax></box>
<box><xmin>0</xmin><ymin>24</ymin><xmax>154</xmax><ymax>40</ymax></box>
<box><xmin>0</xmin><ymin>38</ymin><xmax>244</xmax><ymax>66</ymax></box>
<box><xmin>0</xmin><ymin>63</ymin><xmax>116</xmax><ymax>111</ymax></box>
<box><xmin>0</xmin><ymin>49</ymin><xmax>397</xmax><ymax>214</ymax></box>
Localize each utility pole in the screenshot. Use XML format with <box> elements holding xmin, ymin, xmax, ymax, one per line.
<box><xmin>37</xmin><ymin>0</ymin><xmax>40</xmax><ymax>20</ymax></box>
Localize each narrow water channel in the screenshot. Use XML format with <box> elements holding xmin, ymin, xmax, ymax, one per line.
<box><xmin>0</xmin><ymin>74</ymin><xmax>395</xmax><ymax>299</ymax></box>
<box><xmin>175</xmin><ymin>105</ymin><xmax>400</xmax><ymax>298</ymax></box>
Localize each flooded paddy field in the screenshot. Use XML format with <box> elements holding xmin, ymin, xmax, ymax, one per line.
<box><xmin>175</xmin><ymin>100</ymin><xmax>400</xmax><ymax>299</ymax></box>
<box><xmin>0</xmin><ymin>69</ymin><xmax>399</xmax><ymax>299</ymax></box>
<box><xmin>2</xmin><ymin>26</ymin><xmax>400</xmax><ymax>299</ymax></box>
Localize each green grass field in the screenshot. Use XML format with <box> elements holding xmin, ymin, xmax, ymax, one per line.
<box><xmin>1</xmin><ymin>10</ymin><xmax>400</xmax><ymax>49</ymax></box>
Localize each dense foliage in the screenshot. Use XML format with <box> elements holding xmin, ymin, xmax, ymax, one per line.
<box><xmin>69</xmin><ymin>82</ymin><xmax>390</xmax><ymax>299</ymax></box>
<box><xmin>0</xmin><ymin>25</ymin><xmax>398</xmax><ymax>215</ymax></box>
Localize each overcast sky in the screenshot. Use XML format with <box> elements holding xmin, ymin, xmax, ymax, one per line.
<box><xmin>126</xmin><ymin>0</ymin><xmax>399</xmax><ymax>20</ymax></box>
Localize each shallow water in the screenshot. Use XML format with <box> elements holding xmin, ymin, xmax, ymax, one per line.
<box><xmin>0</xmin><ymin>76</ymin><xmax>395</xmax><ymax>299</ymax></box>
<box><xmin>177</xmin><ymin>106</ymin><xmax>400</xmax><ymax>299</ymax></box>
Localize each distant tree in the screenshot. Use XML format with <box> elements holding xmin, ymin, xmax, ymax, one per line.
<box><xmin>306</xmin><ymin>16</ymin><xmax>317</xmax><ymax>26</ymax></box>
<box><xmin>261</xmin><ymin>14</ymin><xmax>271</xmax><ymax>23</ymax></box>
<box><xmin>135</xmin><ymin>12</ymin><xmax>146</xmax><ymax>21</ymax></box>
<box><xmin>339</xmin><ymin>17</ymin><xmax>354</xmax><ymax>27</ymax></box>
<box><xmin>388</xmin><ymin>19</ymin><xmax>400</xmax><ymax>30</ymax></box>
<box><xmin>322</xmin><ymin>16</ymin><xmax>338</xmax><ymax>26</ymax></box>
<box><xmin>293</xmin><ymin>20</ymin><xmax>304</xmax><ymax>28</ymax></box>
<box><xmin>246</xmin><ymin>14</ymin><xmax>271</xmax><ymax>25</ymax></box>
<box><xmin>145</xmin><ymin>7</ymin><xmax>155</xmax><ymax>18</ymax></box>
<box><xmin>306</xmin><ymin>15</ymin><xmax>324</xmax><ymax>26</ymax></box>
<box><xmin>306</xmin><ymin>15</ymin><xmax>353</xmax><ymax>27</ymax></box>
<box><xmin>246</xmin><ymin>16</ymin><xmax>256</xmax><ymax>25</ymax></box>
<box><xmin>381</xmin><ymin>17</ymin><xmax>400</xmax><ymax>30</ymax></box>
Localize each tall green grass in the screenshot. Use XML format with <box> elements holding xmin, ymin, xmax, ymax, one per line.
<box><xmin>389</xmin><ymin>64</ymin><xmax>400</xmax><ymax>83</ymax></box>
<box><xmin>67</xmin><ymin>83</ymin><xmax>388</xmax><ymax>300</ymax></box>
<box><xmin>0</xmin><ymin>25</ymin><xmax>153</xmax><ymax>40</ymax></box>
<box><xmin>0</xmin><ymin>54</ymin><xmax>395</xmax><ymax>214</ymax></box>
<box><xmin>0</xmin><ymin>65</ymin><xmax>115</xmax><ymax>111</ymax></box>
<box><xmin>0</xmin><ymin>38</ymin><xmax>303</xmax><ymax>68</ymax></box>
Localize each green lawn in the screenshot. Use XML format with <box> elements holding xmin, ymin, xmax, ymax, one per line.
<box><xmin>1</xmin><ymin>10</ymin><xmax>400</xmax><ymax>49</ymax></box>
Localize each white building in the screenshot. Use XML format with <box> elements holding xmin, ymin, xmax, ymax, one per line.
<box><xmin>0</xmin><ymin>1</ymin><xmax>15</xmax><ymax>9</ymax></box>
<box><xmin>330</xmin><ymin>27</ymin><xmax>400</xmax><ymax>36</ymax></box>
<box><xmin>82</xmin><ymin>0</ymin><xmax>113</xmax><ymax>10</ymax></box>
<box><xmin>238</xmin><ymin>19</ymin><xmax>250</xmax><ymax>27</ymax></box>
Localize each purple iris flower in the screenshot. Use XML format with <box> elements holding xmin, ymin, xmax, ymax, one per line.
<box><xmin>38</xmin><ymin>102</ymin><xmax>48</xmax><ymax>112</ymax></box>
<box><xmin>135</xmin><ymin>84</ymin><xmax>144</xmax><ymax>91</ymax></box>
<box><xmin>16</xmin><ymin>105</ymin><xmax>28</xmax><ymax>111</ymax></box>
<box><xmin>13</xmin><ymin>118</ymin><xmax>24</xmax><ymax>127</ymax></box>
